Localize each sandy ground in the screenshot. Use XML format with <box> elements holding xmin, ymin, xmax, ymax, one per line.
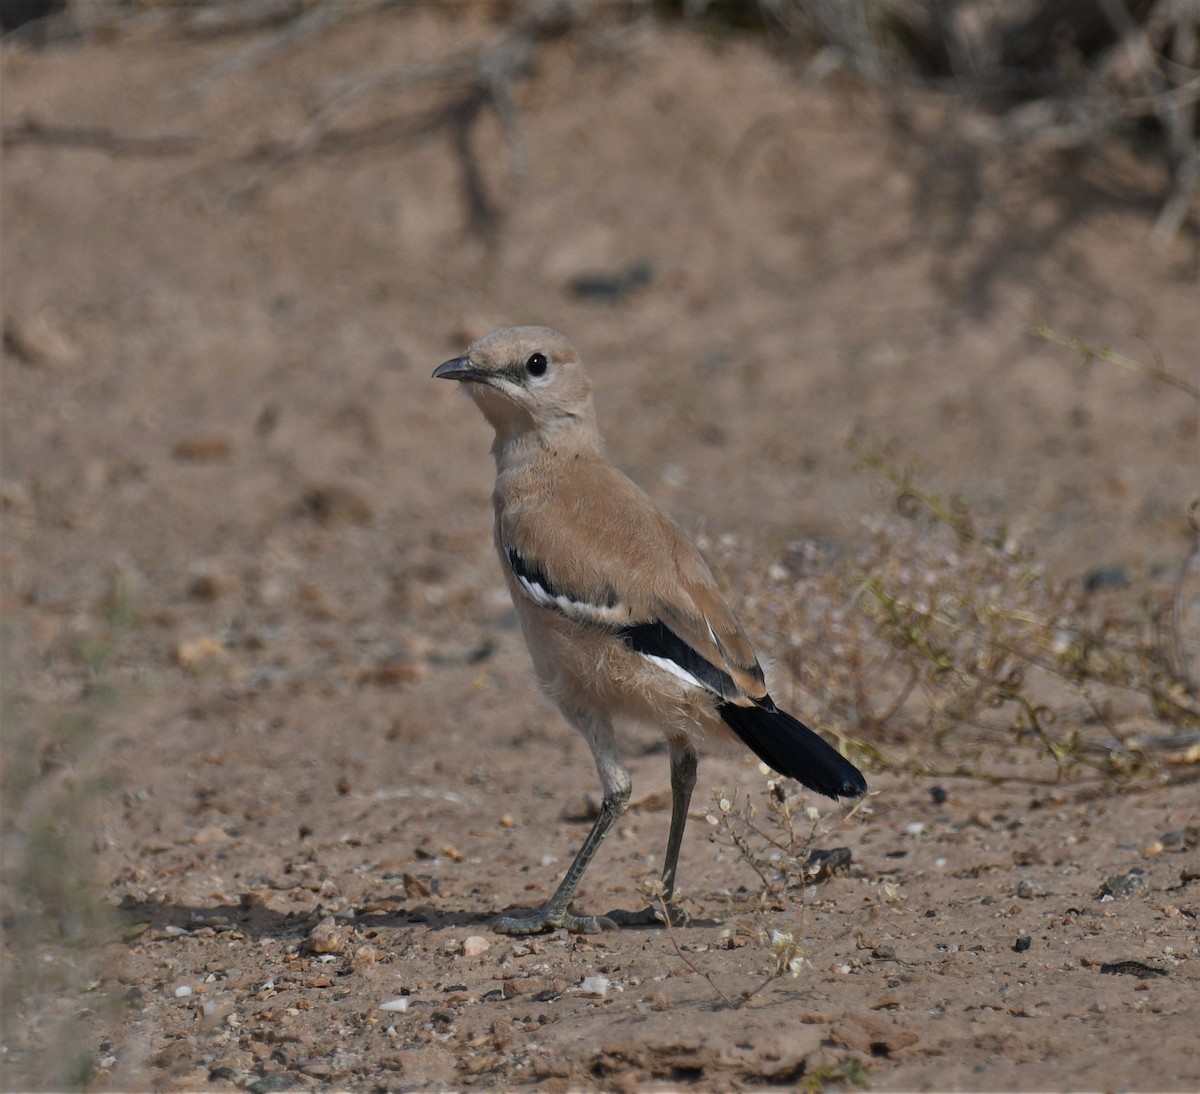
<box><xmin>3</xmin><ymin>6</ymin><xmax>1199</xmax><ymax>1091</ymax></box>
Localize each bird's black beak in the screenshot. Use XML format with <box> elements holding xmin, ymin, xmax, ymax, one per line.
<box><xmin>433</xmin><ymin>356</ymin><xmax>485</xmax><ymax>383</ymax></box>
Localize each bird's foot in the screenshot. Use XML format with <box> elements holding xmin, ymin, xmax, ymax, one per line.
<box><xmin>605</xmin><ymin>903</ymin><xmax>690</xmax><ymax>929</ymax></box>
<box><xmin>492</xmin><ymin>905</ymin><xmax>619</xmax><ymax>936</ymax></box>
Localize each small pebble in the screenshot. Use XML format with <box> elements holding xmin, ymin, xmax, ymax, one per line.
<box><xmin>174</xmin><ymin>985</ymin><xmax>193</xmax><ymax>998</ymax></box>
<box><xmin>1098</xmin><ymin>870</ymin><xmax>1149</xmax><ymax>900</ymax></box>
<box><xmin>380</xmin><ymin>997</ymin><xmax>409</xmax><ymax>1013</ymax></box>
<box><xmin>305</xmin><ymin>915</ymin><xmax>348</xmax><ymax>955</ymax></box>
<box><xmin>1013</xmin><ymin>936</ymin><xmax>1032</xmax><ymax>953</ymax></box>
<box><xmin>1015</xmin><ymin>879</ymin><xmax>1045</xmax><ymax>899</ymax></box>
<box><xmin>579</xmin><ymin>976</ymin><xmax>609</xmax><ymax>997</ymax></box>
<box><xmin>463</xmin><ymin>935</ymin><xmax>490</xmax><ymax>957</ymax></box>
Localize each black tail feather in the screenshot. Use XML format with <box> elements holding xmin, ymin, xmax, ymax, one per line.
<box><xmin>718</xmin><ymin>698</ymin><xmax>866</xmax><ymax>800</ymax></box>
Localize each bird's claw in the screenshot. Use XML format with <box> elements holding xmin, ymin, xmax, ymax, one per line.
<box><xmin>492</xmin><ymin>906</ymin><xmax>619</xmax><ymax>936</ymax></box>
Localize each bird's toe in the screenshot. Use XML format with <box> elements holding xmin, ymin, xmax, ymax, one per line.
<box><xmin>492</xmin><ymin>906</ymin><xmax>617</xmax><ymax>936</ymax></box>
<box><xmin>606</xmin><ymin>903</ymin><xmax>690</xmax><ymax>928</ymax></box>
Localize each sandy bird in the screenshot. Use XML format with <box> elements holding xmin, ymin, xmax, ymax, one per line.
<box><xmin>433</xmin><ymin>326</ymin><xmax>866</xmax><ymax>934</ymax></box>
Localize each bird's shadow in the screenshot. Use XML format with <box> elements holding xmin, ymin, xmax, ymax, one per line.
<box><xmin>115</xmin><ymin>895</ymin><xmax>722</xmax><ymax>944</ymax></box>
<box><xmin>116</xmin><ymin>895</ymin><xmax>496</xmax><ymax>944</ymax></box>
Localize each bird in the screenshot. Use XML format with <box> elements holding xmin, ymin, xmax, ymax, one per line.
<box><xmin>433</xmin><ymin>326</ymin><xmax>866</xmax><ymax>935</ymax></box>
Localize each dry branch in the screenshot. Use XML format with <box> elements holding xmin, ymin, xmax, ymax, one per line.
<box><xmin>1</xmin><ymin>119</ymin><xmax>197</xmax><ymax>155</ymax></box>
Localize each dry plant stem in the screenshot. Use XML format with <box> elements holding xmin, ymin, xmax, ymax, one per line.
<box><xmin>1</xmin><ymin>121</ymin><xmax>197</xmax><ymax>156</ymax></box>
<box><xmin>653</xmin><ymin>892</ymin><xmax>739</xmax><ymax>1008</ymax></box>
<box><xmin>1028</xmin><ymin>321</ymin><xmax>1200</xmax><ymax>401</ymax></box>
<box><xmin>189</xmin><ymin>0</ymin><xmax>399</xmax><ymax>92</ymax></box>
<box><xmin>267</xmin><ymin>0</ymin><xmax>592</xmax><ymax>232</ymax></box>
<box><xmin>1097</xmin><ymin>0</ymin><xmax>1200</xmax><ymax>245</ymax></box>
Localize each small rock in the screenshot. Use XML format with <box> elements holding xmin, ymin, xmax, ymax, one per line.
<box><xmin>379</xmin><ymin>997</ymin><xmax>409</xmax><ymax>1013</ymax></box>
<box><xmin>1084</xmin><ymin>565</ymin><xmax>1130</xmax><ymax>594</ymax></box>
<box><xmin>350</xmin><ymin>944</ymin><xmax>379</xmax><ymax>972</ymax></box>
<box><xmin>173</xmin><ymin>435</ymin><xmax>233</xmax><ymax>462</ymax></box>
<box><xmin>929</xmin><ymin>785</ymin><xmax>948</xmax><ymax>805</ymax></box>
<box><xmin>462</xmin><ymin>935</ymin><xmax>490</xmax><ymax>957</ymax></box>
<box><xmin>191</xmin><ymin>824</ymin><xmax>232</xmax><ymax>846</ymax></box>
<box><xmin>1098</xmin><ymin>870</ymin><xmax>1149</xmax><ymax>900</ymax></box>
<box><xmin>305</xmin><ymin>915</ymin><xmax>347</xmax><ymax>955</ymax></box>
<box><xmin>187</xmin><ymin>569</ymin><xmax>238</xmax><ymax>601</ymax></box>
<box><xmin>562</xmin><ymin>794</ymin><xmax>601</xmax><ymax>822</ymax></box>
<box><xmin>1015</xmin><ymin>879</ymin><xmax>1045</xmax><ymax>899</ymax></box>
<box><xmin>294</xmin><ymin>483</ymin><xmax>373</xmax><ymax>527</ymax></box>
<box><xmin>1013</xmin><ymin>936</ymin><xmax>1032</xmax><ymax>953</ymax></box>
<box><xmin>0</xmin><ymin>478</ymin><xmax>33</xmax><ymax>514</ymax></box>
<box><xmin>175</xmin><ymin>636</ymin><xmax>229</xmax><ymax>672</ymax></box>
<box><xmin>173</xmin><ymin>984</ymin><xmax>193</xmax><ymax>998</ymax></box>
<box><xmin>567</xmin><ymin>260</ymin><xmax>653</xmax><ymax>303</ymax></box>
<box><xmin>4</xmin><ymin>313</ymin><xmax>78</xmax><ymax>366</ymax></box>
<box><xmin>579</xmin><ymin>976</ymin><xmax>609</xmax><ymax>997</ymax></box>
<box><xmin>248</xmin><ymin>1077</ymin><xmax>296</xmax><ymax>1094</ymax></box>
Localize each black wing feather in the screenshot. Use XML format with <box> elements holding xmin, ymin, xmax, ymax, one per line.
<box><xmin>618</xmin><ymin>620</ymin><xmax>739</xmax><ymax>699</ymax></box>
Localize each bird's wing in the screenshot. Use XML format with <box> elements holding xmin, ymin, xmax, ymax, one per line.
<box><xmin>498</xmin><ymin>457</ymin><xmax>767</xmax><ymax>703</ymax></box>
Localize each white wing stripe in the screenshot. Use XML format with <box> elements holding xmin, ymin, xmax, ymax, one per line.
<box><xmin>512</xmin><ymin>570</ymin><xmax>631</xmax><ymax>625</ymax></box>
<box><xmin>640</xmin><ymin>653</ymin><xmax>709</xmax><ymax>691</ymax></box>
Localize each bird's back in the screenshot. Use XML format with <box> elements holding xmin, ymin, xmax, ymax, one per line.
<box><xmin>492</xmin><ymin>444</ymin><xmax>768</xmax><ymax>704</ymax></box>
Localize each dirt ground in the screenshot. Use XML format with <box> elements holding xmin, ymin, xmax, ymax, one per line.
<box><xmin>3</xmin><ymin>6</ymin><xmax>1199</xmax><ymax>1091</ymax></box>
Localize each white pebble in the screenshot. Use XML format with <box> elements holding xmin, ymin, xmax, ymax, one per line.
<box><xmin>579</xmin><ymin>976</ymin><xmax>609</xmax><ymax>997</ymax></box>
<box><xmin>462</xmin><ymin>935</ymin><xmax>490</xmax><ymax>957</ymax></box>
<box><xmin>379</xmin><ymin>997</ymin><xmax>409</xmax><ymax>1013</ymax></box>
<box><xmin>904</xmin><ymin>822</ymin><xmax>925</xmax><ymax>836</ymax></box>
<box><xmin>174</xmin><ymin>985</ymin><xmax>193</xmax><ymax>998</ymax></box>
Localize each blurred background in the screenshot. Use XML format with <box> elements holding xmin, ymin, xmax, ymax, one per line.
<box><xmin>2</xmin><ymin>1</ymin><xmax>1197</xmax><ymax>1088</ymax></box>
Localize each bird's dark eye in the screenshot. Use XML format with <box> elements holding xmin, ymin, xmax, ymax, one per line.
<box><xmin>525</xmin><ymin>352</ymin><xmax>548</xmax><ymax>377</ymax></box>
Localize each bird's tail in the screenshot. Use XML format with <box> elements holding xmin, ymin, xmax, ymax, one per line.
<box><xmin>718</xmin><ymin>698</ymin><xmax>866</xmax><ymax>800</ymax></box>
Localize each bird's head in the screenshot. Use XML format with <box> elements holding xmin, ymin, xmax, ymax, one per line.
<box><xmin>433</xmin><ymin>326</ymin><xmax>597</xmax><ymax>447</ymax></box>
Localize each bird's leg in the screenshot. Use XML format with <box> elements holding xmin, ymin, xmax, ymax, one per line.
<box><xmin>493</xmin><ymin>710</ymin><xmax>631</xmax><ymax>935</ymax></box>
<box><xmin>659</xmin><ymin>739</ymin><xmax>698</xmax><ymax>907</ymax></box>
<box><xmin>493</xmin><ymin>785</ymin><xmax>629</xmax><ymax>935</ymax></box>
<box><xmin>609</xmin><ymin>737</ymin><xmax>697</xmax><ymax>928</ymax></box>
